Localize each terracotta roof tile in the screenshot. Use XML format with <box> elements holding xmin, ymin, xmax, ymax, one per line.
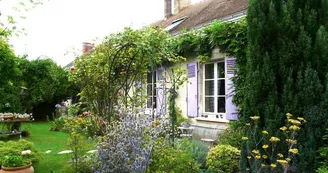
<box><xmin>153</xmin><ymin>0</ymin><xmax>248</xmax><ymax>33</ymax></box>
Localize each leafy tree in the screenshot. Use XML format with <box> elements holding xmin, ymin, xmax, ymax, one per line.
<box><xmin>0</xmin><ymin>38</ymin><xmax>22</xmax><ymax>112</ymax></box>
<box><xmin>238</xmin><ymin>0</ymin><xmax>328</xmax><ymax>172</ymax></box>
<box><xmin>18</xmin><ymin>57</ymin><xmax>74</xmax><ymax>114</ymax></box>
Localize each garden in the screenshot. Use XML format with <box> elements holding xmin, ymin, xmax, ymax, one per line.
<box><xmin>1</xmin><ymin>0</ymin><xmax>328</xmax><ymax>172</ymax></box>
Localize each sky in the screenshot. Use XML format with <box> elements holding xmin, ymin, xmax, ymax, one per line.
<box><xmin>1</xmin><ymin>0</ymin><xmax>165</xmax><ymax>66</ymax></box>
<box><xmin>2</xmin><ymin>0</ymin><xmax>203</xmax><ymax>66</ymax></box>
<box><xmin>1</xmin><ymin>0</ymin><xmax>204</xmax><ymax>66</ymax></box>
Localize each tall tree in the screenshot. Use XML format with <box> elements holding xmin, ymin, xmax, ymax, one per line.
<box><xmin>239</xmin><ymin>0</ymin><xmax>328</xmax><ymax>172</ymax></box>
<box><xmin>0</xmin><ymin>38</ymin><xmax>22</xmax><ymax>112</ymax></box>
<box><xmin>18</xmin><ymin>57</ymin><xmax>74</xmax><ymax>113</ymax></box>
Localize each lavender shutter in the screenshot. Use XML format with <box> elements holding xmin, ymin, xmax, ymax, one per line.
<box><xmin>225</xmin><ymin>57</ymin><xmax>238</xmax><ymax>120</ymax></box>
<box><xmin>187</xmin><ymin>63</ymin><xmax>198</xmax><ymax>117</ymax></box>
<box><xmin>156</xmin><ymin>67</ymin><xmax>166</xmax><ymax>115</ymax></box>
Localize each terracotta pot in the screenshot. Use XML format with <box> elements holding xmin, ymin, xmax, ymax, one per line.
<box><xmin>0</xmin><ymin>163</ymin><xmax>34</xmax><ymax>173</ymax></box>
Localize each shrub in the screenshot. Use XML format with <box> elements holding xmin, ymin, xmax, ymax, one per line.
<box><xmin>63</xmin><ymin>113</ymin><xmax>104</xmax><ymax>138</ymax></box>
<box><xmin>240</xmin><ymin>113</ymin><xmax>306</xmax><ymax>173</ymax></box>
<box><xmin>206</xmin><ymin>144</ymin><xmax>240</xmax><ymax>173</ymax></box>
<box><xmin>317</xmin><ymin>167</ymin><xmax>328</xmax><ymax>173</ymax></box>
<box><xmin>67</xmin><ymin>132</ymin><xmax>96</xmax><ymax>173</ymax></box>
<box><xmin>63</xmin><ymin>154</ymin><xmax>97</xmax><ymax>173</ymax></box>
<box><xmin>317</xmin><ymin>129</ymin><xmax>328</xmax><ymax>173</ymax></box>
<box><xmin>49</xmin><ymin>117</ymin><xmax>65</xmax><ymax>131</ymax></box>
<box><xmin>318</xmin><ymin>147</ymin><xmax>328</xmax><ymax>169</ymax></box>
<box><xmin>148</xmin><ymin>137</ymin><xmax>200</xmax><ymax>173</ymax></box>
<box><xmin>96</xmin><ymin>110</ymin><xmax>168</xmax><ymax>173</ymax></box>
<box><xmin>191</xmin><ymin>140</ymin><xmax>209</xmax><ymax>169</ymax></box>
<box><xmin>176</xmin><ymin>106</ymin><xmax>190</xmax><ymax>126</ymax></box>
<box><xmin>0</xmin><ymin>139</ymin><xmax>39</xmax><ymax>166</ymax></box>
<box><xmin>217</xmin><ymin>120</ymin><xmax>245</xmax><ymax>149</ymax></box>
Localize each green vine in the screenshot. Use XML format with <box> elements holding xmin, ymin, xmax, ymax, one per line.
<box><xmin>171</xmin><ymin>18</ymin><xmax>247</xmax><ymax>63</ymax></box>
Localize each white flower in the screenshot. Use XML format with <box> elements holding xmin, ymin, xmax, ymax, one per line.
<box><xmin>21</xmin><ymin>150</ymin><xmax>32</xmax><ymax>155</ymax></box>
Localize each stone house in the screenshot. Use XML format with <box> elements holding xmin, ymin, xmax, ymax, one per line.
<box><xmin>151</xmin><ymin>0</ymin><xmax>248</xmax><ymax>140</ymax></box>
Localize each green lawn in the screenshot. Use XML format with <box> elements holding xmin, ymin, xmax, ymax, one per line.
<box><xmin>21</xmin><ymin>122</ymin><xmax>96</xmax><ymax>173</ymax></box>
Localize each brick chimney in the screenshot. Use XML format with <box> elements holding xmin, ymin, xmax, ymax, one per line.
<box><xmin>82</xmin><ymin>42</ymin><xmax>94</xmax><ymax>55</ymax></box>
<box><xmin>173</xmin><ymin>0</ymin><xmax>191</xmax><ymax>14</ymax></box>
<box><xmin>164</xmin><ymin>0</ymin><xmax>172</xmax><ymax>18</ymax></box>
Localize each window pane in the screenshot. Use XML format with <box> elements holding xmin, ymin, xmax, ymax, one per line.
<box><xmin>147</xmin><ymin>98</ymin><xmax>152</xmax><ymax>108</ymax></box>
<box><xmin>205</xmin><ymin>81</ymin><xmax>214</xmax><ymax>95</ymax></box>
<box><xmin>217</xmin><ymin>80</ymin><xmax>225</xmax><ymax>95</ymax></box>
<box><xmin>218</xmin><ymin>97</ymin><xmax>226</xmax><ymax>113</ymax></box>
<box><xmin>217</xmin><ymin>62</ymin><xmax>225</xmax><ymax>78</ymax></box>
<box><xmin>147</xmin><ymin>97</ymin><xmax>157</xmax><ymax>108</ymax></box>
<box><xmin>147</xmin><ymin>72</ymin><xmax>156</xmax><ymax>83</ymax></box>
<box><xmin>205</xmin><ymin>97</ymin><xmax>215</xmax><ymax>112</ymax></box>
<box><xmin>205</xmin><ymin>64</ymin><xmax>214</xmax><ymax>79</ymax></box>
<box><xmin>147</xmin><ymin>84</ymin><xmax>156</xmax><ymax>96</ymax></box>
<box><xmin>147</xmin><ymin>85</ymin><xmax>152</xmax><ymax>95</ymax></box>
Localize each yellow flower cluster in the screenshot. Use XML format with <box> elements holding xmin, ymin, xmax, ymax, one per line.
<box><xmin>288</xmin><ymin>119</ymin><xmax>301</xmax><ymax>126</ymax></box>
<box><xmin>297</xmin><ymin>117</ymin><xmax>307</xmax><ymax>123</ymax></box>
<box><xmin>277</xmin><ymin>153</ymin><xmax>284</xmax><ymax>158</ymax></box>
<box><xmin>286</xmin><ymin>113</ymin><xmax>293</xmax><ymax>118</ymax></box>
<box><xmin>262</xmin><ymin>130</ymin><xmax>269</xmax><ymax>135</ymax></box>
<box><xmin>255</xmin><ymin>155</ymin><xmax>261</xmax><ymax>159</ymax></box>
<box><xmin>252</xmin><ymin>149</ymin><xmax>260</xmax><ymax>155</ymax></box>
<box><xmin>280</xmin><ymin>126</ymin><xmax>287</xmax><ymax>131</ymax></box>
<box><xmin>261</xmin><ymin>164</ymin><xmax>266</xmax><ymax>168</ymax></box>
<box><xmin>277</xmin><ymin>159</ymin><xmax>288</xmax><ymax>166</ymax></box>
<box><xmin>262</xmin><ymin>144</ymin><xmax>269</xmax><ymax>149</ymax></box>
<box><xmin>289</xmin><ymin>148</ymin><xmax>299</xmax><ymax>154</ymax></box>
<box><xmin>242</xmin><ymin>137</ymin><xmax>248</xmax><ymax>141</ymax></box>
<box><xmin>269</xmin><ymin>137</ymin><xmax>280</xmax><ymax>143</ymax></box>
<box><xmin>262</xmin><ymin>155</ymin><xmax>268</xmax><ymax>159</ymax></box>
<box><xmin>289</xmin><ymin>125</ymin><xmax>301</xmax><ymax>131</ymax></box>
<box><xmin>250</xmin><ymin>116</ymin><xmax>260</xmax><ymax>120</ymax></box>
<box><xmin>286</xmin><ymin>158</ymin><xmax>291</xmax><ymax>162</ymax></box>
<box><xmin>246</xmin><ymin>123</ymin><xmax>251</xmax><ymax>126</ymax></box>
<box><xmin>286</xmin><ymin>139</ymin><xmax>297</xmax><ymax>144</ymax></box>
<box><xmin>270</xmin><ymin>164</ymin><xmax>277</xmax><ymax>168</ymax></box>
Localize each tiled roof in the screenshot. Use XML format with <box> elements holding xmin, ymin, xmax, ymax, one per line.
<box><xmin>153</xmin><ymin>0</ymin><xmax>248</xmax><ymax>34</ymax></box>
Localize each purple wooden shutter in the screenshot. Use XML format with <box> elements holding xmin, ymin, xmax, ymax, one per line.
<box><xmin>225</xmin><ymin>57</ymin><xmax>238</xmax><ymax>120</ymax></box>
<box><xmin>187</xmin><ymin>63</ymin><xmax>198</xmax><ymax>117</ymax></box>
<box><xmin>156</xmin><ymin>67</ymin><xmax>166</xmax><ymax>115</ymax></box>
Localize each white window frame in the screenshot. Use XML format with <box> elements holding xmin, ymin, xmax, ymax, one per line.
<box><xmin>202</xmin><ymin>61</ymin><xmax>226</xmax><ymax>120</ymax></box>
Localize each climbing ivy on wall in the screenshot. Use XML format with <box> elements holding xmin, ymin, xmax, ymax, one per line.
<box><xmin>171</xmin><ymin>19</ymin><xmax>247</xmax><ymax>63</ymax></box>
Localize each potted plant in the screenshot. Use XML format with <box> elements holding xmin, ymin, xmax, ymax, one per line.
<box><xmin>0</xmin><ymin>155</ymin><xmax>34</xmax><ymax>173</ymax></box>
<box><xmin>21</xmin><ymin>130</ymin><xmax>30</xmax><ymax>137</ymax></box>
